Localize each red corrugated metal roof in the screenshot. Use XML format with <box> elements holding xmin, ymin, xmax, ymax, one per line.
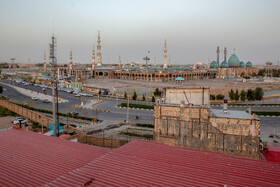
<box><xmin>2</xmin><ymin>129</ymin><xmax>280</xmax><ymax>186</ymax></box>
<box><xmin>47</xmin><ymin>140</ymin><xmax>280</xmax><ymax>187</ymax></box>
<box><xmin>0</xmin><ymin>129</ymin><xmax>110</xmax><ymax>186</ymax></box>
<box><xmin>262</xmin><ymin>146</ymin><xmax>280</xmax><ymax>163</ymax></box>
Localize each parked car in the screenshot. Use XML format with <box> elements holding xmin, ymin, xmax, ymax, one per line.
<box><xmin>68</xmin><ymin>112</ymin><xmax>79</xmax><ymax>116</ymax></box>
<box><xmin>11</xmin><ymin>117</ymin><xmax>27</xmax><ymax>125</ymax></box>
<box><xmin>43</xmin><ymin>99</ymin><xmax>50</xmax><ymax>103</ymax></box>
<box><xmin>31</xmin><ymin>96</ymin><xmax>38</xmax><ymax>101</ymax></box>
<box><xmin>74</xmin><ymin>94</ymin><xmax>81</xmax><ymax>97</ymax></box>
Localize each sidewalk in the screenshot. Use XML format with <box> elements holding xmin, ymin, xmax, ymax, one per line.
<box><xmin>3</xmin><ymin>83</ymin><xmax>68</xmax><ymax>103</ymax></box>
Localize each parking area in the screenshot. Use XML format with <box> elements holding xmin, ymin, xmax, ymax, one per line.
<box><xmin>0</xmin><ymin>116</ymin><xmax>16</xmax><ymax>130</ymax></box>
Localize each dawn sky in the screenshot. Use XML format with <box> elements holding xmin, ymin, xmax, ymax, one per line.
<box><xmin>0</xmin><ymin>0</ymin><xmax>279</xmax><ymax>65</ymax></box>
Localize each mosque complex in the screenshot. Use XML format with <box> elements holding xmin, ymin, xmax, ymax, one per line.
<box><xmin>55</xmin><ymin>31</ymin><xmax>258</xmax><ymax>82</ymax></box>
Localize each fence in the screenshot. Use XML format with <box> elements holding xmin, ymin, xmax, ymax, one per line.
<box><xmin>0</xmin><ymin>100</ymin><xmax>52</xmax><ymax>128</ymax></box>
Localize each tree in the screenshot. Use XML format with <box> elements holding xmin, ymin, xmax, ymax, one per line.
<box><xmin>132</xmin><ymin>91</ymin><xmax>137</xmax><ymax>100</ymax></box>
<box><xmin>251</xmin><ymin>72</ymin><xmax>257</xmax><ymax>77</ymax></box>
<box><xmin>154</xmin><ymin>88</ymin><xmax>162</xmax><ymax>96</ymax></box>
<box><xmin>254</xmin><ymin>87</ymin><xmax>264</xmax><ymax>100</ymax></box>
<box><xmin>124</xmin><ymin>92</ymin><xmax>127</xmax><ymax>99</ymax></box>
<box><xmin>151</xmin><ymin>96</ymin><xmax>155</xmax><ymax>102</ymax></box>
<box><xmin>142</xmin><ymin>94</ymin><xmax>146</xmax><ymax>101</ymax></box>
<box><xmin>0</xmin><ymin>69</ymin><xmax>2</xmax><ymax>74</ymax></box>
<box><xmin>0</xmin><ymin>86</ymin><xmax>2</xmax><ymax>94</ymax></box>
<box><xmin>240</xmin><ymin>90</ymin><xmax>246</xmax><ymax>101</ymax></box>
<box><xmin>216</xmin><ymin>94</ymin><xmax>225</xmax><ymax>100</ymax></box>
<box><xmin>229</xmin><ymin>89</ymin><xmax>235</xmax><ymax>100</ymax></box>
<box><xmin>240</xmin><ymin>72</ymin><xmax>245</xmax><ymax>77</ymax></box>
<box><xmin>234</xmin><ymin>90</ymin><xmax>239</xmax><ymax>101</ymax></box>
<box><xmin>258</xmin><ymin>69</ymin><xmax>265</xmax><ymax>77</ymax></box>
<box><xmin>210</xmin><ymin>94</ymin><xmax>216</xmax><ymax>100</ymax></box>
<box><xmin>98</xmin><ymin>89</ymin><xmax>101</xmax><ymax>95</ymax></box>
<box><xmin>247</xmin><ymin>89</ymin><xmax>254</xmax><ymax>101</ymax></box>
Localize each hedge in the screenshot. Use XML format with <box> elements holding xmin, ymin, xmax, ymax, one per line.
<box><xmin>136</xmin><ymin>123</ymin><xmax>154</xmax><ymax>128</ymax></box>
<box><xmin>121</xmin><ymin>131</ymin><xmax>153</xmax><ymax>139</ymax></box>
<box><xmin>119</xmin><ymin>103</ymin><xmax>154</xmax><ymax>110</ymax></box>
<box><xmin>249</xmin><ymin>111</ymin><xmax>280</xmax><ymax>116</ymax></box>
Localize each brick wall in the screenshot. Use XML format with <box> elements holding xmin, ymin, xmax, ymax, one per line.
<box><xmin>154</xmin><ymin>105</ymin><xmax>260</xmax><ymax>160</ymax></box>
<box><xmin>0</xmin><ymin>100</ymin><xmax>52</xmax><ymax>128</ymax></box>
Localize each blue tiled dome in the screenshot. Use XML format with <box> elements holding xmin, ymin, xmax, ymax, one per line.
<box><xmin>210</xmin><ymin>61</ymin><xmax>218</xmax><ymax>69</ymax></box>
<box><xmin>220</xmin><ymin>61</ymin><xmax>228</xmax><ymax>68</ymax></box>
<box><xmin>246</xmin><ymin>61</ymin><xmax>252</xmax><ymax>68</ymax></box>
<box><xmin>239</xmin><ymin>61</ymin><xmax>245</xmax><ymax>68</ymax></box>
<box><xmin>228</xmin><ymin>54</ymin><xmax>240</xmax><ymax>68</ymax></box>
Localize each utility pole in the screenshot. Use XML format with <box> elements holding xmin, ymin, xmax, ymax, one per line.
<box><xmin>49</xmin><ymin>35</ymin><xmax>59</xmax><ymax>137</ymax></box>
<box><xmin>126</xmin><ymin>95</ymin><xmax>130</xmax><ymax>124</ymax></box>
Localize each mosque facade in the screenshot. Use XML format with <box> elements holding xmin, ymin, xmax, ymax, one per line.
<box><xmin>58</xmin><ymin>35</ymin><xmax>217</xmax><ymax>82</ymax></box>
<box><xmin>210</xmin><ymin>47</ymin><xmax>258</xmax><ymax>78</ymax></box>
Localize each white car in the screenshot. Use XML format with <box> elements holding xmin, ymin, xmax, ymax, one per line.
<box><xmin>11</xmin><ymin>118</ymin><xmax>27</xmax><ymax>125</ymax></box>
<box><xmin>43</xmin><ymin>99</ymin><xmax>51</xmax><ymax>103</ymax></box>
<box><xmin>74</xmin><ymin>94</ymin><xmax>81</xmax><ymax>97</ymax></box>
<box><xmin>32</xmin><ymin>96</ymin><xmax>38</xmax><ymax>101</ymax></box>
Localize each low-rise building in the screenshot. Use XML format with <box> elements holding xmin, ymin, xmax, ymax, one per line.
<box><xmin>154</xmin><ymin>87</ymin><xmax>260</xmax><ymax>159</ymax></box>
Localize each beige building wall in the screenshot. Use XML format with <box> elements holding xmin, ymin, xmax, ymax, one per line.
<box><xmin>154</xmin><ymin>105</ymin><xmax>260</xmax><ymax>160</ymax></box>
<box><xmin>163</xmin><ymin>88</ymin><xmax>210</xmax><ymax>106</ymax></box>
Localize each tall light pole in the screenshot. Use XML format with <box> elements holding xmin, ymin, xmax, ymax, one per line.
<box><xmin>143</xmin><ymin>51</ymin><xmax>150</xmax><ymax>66</ymax></box>
<box><xmin>49</xmin><ymin>35</ymin><xmax>59</xmax><ymax>137</ymax></box>
<box><xmin>10</xmin><ymin>58</ymin><xmax>16</xmax><ymax>68</ymax></box>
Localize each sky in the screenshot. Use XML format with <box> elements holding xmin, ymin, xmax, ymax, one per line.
<box><xmin>0</xmin><ymin>0</ymin><xmax>279</xmax><ymax>65</ymax></box>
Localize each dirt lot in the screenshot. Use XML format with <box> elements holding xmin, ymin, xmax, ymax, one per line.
<box><xmin>85</xmin><ymin>78</ymin><xmax>280</xmax><ymax>97</ymax></box>
<box><xmin>0</xmin><ymin>116</ymin><xmax>15</xmax><ymax>130</ymax></box>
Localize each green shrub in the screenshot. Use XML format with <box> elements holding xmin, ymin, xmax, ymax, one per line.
<box><xmin>216</xmin><ymin>94</ymin><xmax>225</xmax><ymax>100</ymax></box>
<box><xmin>210</xmin><ymin>95</ymin><xmax>216</xmax><ymax>100</ymax></box>
<box><xmin>136</xmin><ymin>123</ymin><xmax>154</xmax><ymax>128</ymax></box>
<box><xmin>0</xmin><ymin>106</ymin><xmax>18</xmax><ymax>117</ymax></box>
<box><xmin>121</xmin><ymin>131</ymin><xmax>153</xmax><ymax>139</ymax></box>
<box><xmin>120</xmin><ymin>103</ymin><xmax>154</xmax><ymax>110</ymax></box>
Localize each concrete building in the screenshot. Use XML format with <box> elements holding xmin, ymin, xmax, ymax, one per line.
<box><xmin>154</xmin><ymin>88</ymin><xmax>261</xmax><ymax>160</ymax></box>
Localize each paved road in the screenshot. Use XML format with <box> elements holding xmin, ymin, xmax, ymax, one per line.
<box><xmin>0</xmin><ymin>80</ymin><xmax>154</xmax><ymax>124</ymax></box>
<box><xmin>1</xmin><ymin>79</ymin><xmax>279</xmax><ymax>129</ymax></box>
<box><xmin>212</xmin><ymin>105</ymin><xmax>280</xmax><ymax>112</ymax></box>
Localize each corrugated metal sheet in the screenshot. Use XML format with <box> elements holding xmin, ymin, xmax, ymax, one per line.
<box><xmin>2</xmin><ymin>129</ymin><xmax>280</xmax><ymax>186</ymax></box>
<box><xmin>0</xmin><ymin>129</ymin><xmax>110</xmax><ymax>186</ymax></box>
<box><xmin>262</xmin><ymin>146</ymin><xmax>280</xmax><ymax>163</ymax></box>
<box><xmin>48</xmin><ymin>140</ymin><xmax>280</xmax><ymax>187</ymax></box>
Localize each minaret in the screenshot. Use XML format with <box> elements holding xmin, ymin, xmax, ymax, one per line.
<box><xmin>96</xmin><ymin>31</ymin><xmax>102</xmax><ymax>66</ymax></box>
<box><xmin>224</xmin><ymin>47</ymin><xmax>227</xmax><ymax>62</ymax></box>
<box><xmin>43</xmin><ymin>51</ymin><xmax>46</xmax><ymax>70</ymax></box>
<box><xmin>208</xmin><ymin>57</ymin><xmax>210</xmax><ymax>67</ymax></box>
<box><xmin>92</xmin><ymin>45</ymin><xmax>95</xmax><ymax>70</ymax></box>
<box><xmin>216</xmin><ymin>46</ymin><xmax>220</xmax><ymax>67</ymax></box>
<box><xmin>163</xmin><ymin>39</ymin><xmax>167</xmax><ymax>68</ymax></box>
<box><xmin>69</xmin><ymin>49</ymin><xmax>73</xmax><ymax>70</ymax></box>
<box><xmin>118</xmin><ymin>56</ymin><xmax>121</xmax><ymax>67</ymax></box>
<box><xmin>154</xmin><ymin>57</ymin><xmax>156</xmax><ymax>66</ymax></box>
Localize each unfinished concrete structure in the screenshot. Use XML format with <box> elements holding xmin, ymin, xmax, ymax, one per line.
<box><xmin>154</xmin><ymin>88</ymin><xmax>260</xmax><ymax>160</ymax></box>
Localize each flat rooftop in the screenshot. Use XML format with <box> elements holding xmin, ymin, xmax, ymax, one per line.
<box><xmin>210</xmin><ymin>109</ymin><xmax>255</xmax><ymax>120</ymax></box>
